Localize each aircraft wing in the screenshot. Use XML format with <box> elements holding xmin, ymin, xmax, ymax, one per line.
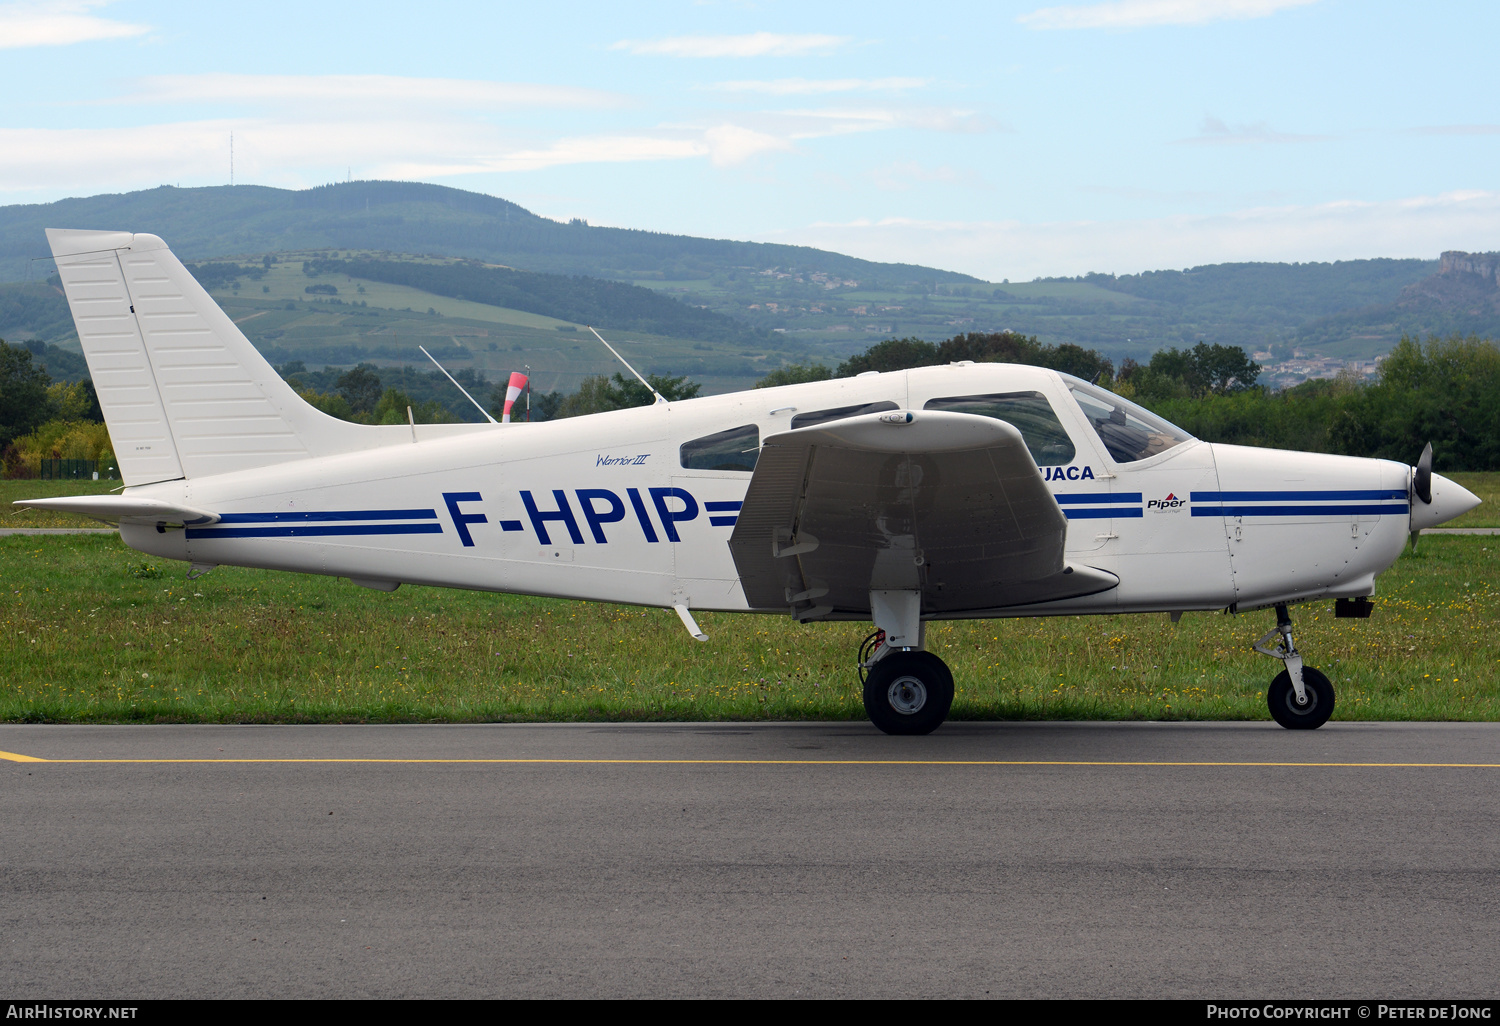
<box><xmin>728</xmin><ymin>410</ymin><xmax>1117</xmax><ymax>617</ymax></box>
<box><xmin>13</xmin><ymin>495</ymin><xmax>219</xmax><ymax>526</ymax></box>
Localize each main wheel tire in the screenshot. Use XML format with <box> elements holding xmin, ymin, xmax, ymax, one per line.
<box><xmin>1267</xmin><ymin>666</ymin><xmax>1335</xmax><ymax>730</ymax></box>
<box><xmin>862</xmin><ymin>651</ymin><xmax>954</xmax><ymax>736</ymax></box>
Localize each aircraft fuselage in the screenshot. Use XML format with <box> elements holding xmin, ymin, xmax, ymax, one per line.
<box><xmin>117</xmin><ymin>363</ymin><xmax>1415</xmax><ymax>620</ymax></box>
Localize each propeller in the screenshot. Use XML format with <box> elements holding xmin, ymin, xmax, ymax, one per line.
<box><xmin>1414</xmin><ymin>442</ymin><xmax>1433</xmax><ymax>504</ymax></box>
<box><xmin>1410</xmin><ymin>441</ymin><xmax>1433</xmax><ymax>550</ymax></box>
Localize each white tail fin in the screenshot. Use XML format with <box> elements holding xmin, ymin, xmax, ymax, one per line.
<box><xmin>46</xmin><ymin>229</ymin><xmax>483</xmax><ymax>486</ymax></box>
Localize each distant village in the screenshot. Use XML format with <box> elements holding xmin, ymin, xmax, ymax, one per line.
<box><xmin>1252</xmin><ymin>350</ymin><xmax>1385</xmax><ymax>389</ymax></box>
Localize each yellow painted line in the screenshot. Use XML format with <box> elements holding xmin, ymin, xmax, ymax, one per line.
<box><xmin>5</xmin><ymin>755</ymin><xmax>1500</xmax><ymax>768</ymax></box>
<box><xmin>0</xmin><ymin>749</ymin><xmax>47</xmax><ymax>763</ymax></box>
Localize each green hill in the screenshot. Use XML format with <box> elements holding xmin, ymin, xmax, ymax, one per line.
<box><xmin>3</xmin><ymin>180</ymin><xmax>1493</xmax><ymax>381</ymax></box>
<box><xmin>0</xmin><ymin>180</ymin><xmax>976</xmax><ymax>289</ymax></box>
<box><xmin>301</xmin><ymin>256</ymin><xmax>760</xmax><ymax>344</ymax></box>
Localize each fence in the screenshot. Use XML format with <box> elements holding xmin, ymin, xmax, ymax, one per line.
<box><xmin>34</xmin><ymin>459</ymin><xmax>118</xmax><ymax>481</ymax></box>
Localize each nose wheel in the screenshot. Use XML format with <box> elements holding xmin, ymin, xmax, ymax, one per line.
<box><xmin>1253</xmin><ymin>603</ymin><xmax>1336</xmax><ymax>730</ymax></box>
<box><xmin>1267</xmin><ymin>666</ymin><xmax>1335</xmax><ymax>729</ymax></box>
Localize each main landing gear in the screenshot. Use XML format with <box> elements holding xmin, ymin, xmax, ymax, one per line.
<box><xmin>1253</xmin><ymin>603</ymin><xmax>1335</xmax><ymax>730</ymax></box>
<box><xmin>859</xmin><ymin>631</ymin><xmax>955</xmax><ymax>735</ymax></box>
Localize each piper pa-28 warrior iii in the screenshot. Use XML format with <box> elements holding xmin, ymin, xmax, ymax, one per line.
<box><xmin>22</xmin><ymin>229</ymin><xmax>1483</xmax><ymax>734</ymax></box>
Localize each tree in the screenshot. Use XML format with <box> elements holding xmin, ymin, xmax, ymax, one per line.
<box><xmin>1122</xmin><ymin>342</ymin><xmax>1260</xmax><ymax>400</ymax></box>
<box><xmin>298</xmin><ymin>389</ymin><xmax>353</xmax><ymax>420</ymax></box>
<box><xmin>371</xmin><ymin>387</ymin><xmax>448</xmax><ymax>425</ymax></box>
<box><xmin>836</xmin><ymin>337</ymin><xmax>939</xmax><ymax>375</ymax></box>
<box><xmin>556</xmin><ymin>372</ymin><xmax>701</xmax><ymax>418</ymax></box>
<box><xmin>531</xmin><ymin>390</ymin><xmax>565</xmax><ymax>422</ymax></box>
<box><xmin>0</xmin><ymin>341</ymin><xmax>53</xmax><ymax>450</ymax></box>
<box><xmin>754</xmin><ymin>363</ymin><xmax>833</xmax><ymax>388</ymax></box>
<box><xmin>46</xmin><ymin>379</ymin><xmax>101</xmax><ymax>421</ymax></box>
<box><xmin>336</xmin><ymin>364</ymin><xmax>382</xmax><ymax>414</ymax></box>
<box><xmin>559</xmin><ymin>375</ymin><xmax>621</xmax><ymax>418</ymax></box>
<box><xmin>1191</xmin><ymin>342</ymin><xmax>1262</xmax><ymax>395</ymax></box>
<box><xmin>1328</xmin><ymin>335</ymin><xmax>1500</xmax><ymax>470</ymax></box>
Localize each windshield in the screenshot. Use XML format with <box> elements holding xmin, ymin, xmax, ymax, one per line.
<box><xmin>1063</xmin><ymin>376</ymin><xmax>1193</xmax><ymax>464</ymax></box>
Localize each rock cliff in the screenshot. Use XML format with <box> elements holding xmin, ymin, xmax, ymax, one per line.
<box><xmin>1399</xmin><ymin>250</ymin><xmax>1500</xmax><ymax>313</ymax></box>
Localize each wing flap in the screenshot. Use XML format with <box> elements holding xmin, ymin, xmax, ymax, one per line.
<box><xmin>728</xmin><ymin>410</ymin><xmax>1117</xmax><ymax>616</ymax></box>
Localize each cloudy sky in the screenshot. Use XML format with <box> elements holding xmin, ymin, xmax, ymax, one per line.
<box><xmin>3</xmin><ymin>0</ymin><xmax>1497</xmax><ymax>279</ymax></box>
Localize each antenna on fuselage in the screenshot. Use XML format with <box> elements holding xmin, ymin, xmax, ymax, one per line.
<box><xmin>419</xmin><ymin>345</ymin><xmax>499</xmax><ymax>425</ymax></box>
<box><xmin>587</xmin><ymin>326</ymin><xmax>664</xmax><ymax>404</ymax></box>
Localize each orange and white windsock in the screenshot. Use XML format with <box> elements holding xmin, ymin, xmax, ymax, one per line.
<box><xmin>501</xmin><ymin>371</ymin><xmax>528</xmax><ymax>424</ymax></box>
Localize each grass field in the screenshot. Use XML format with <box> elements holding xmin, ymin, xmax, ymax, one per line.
<box><xmin>1</xmin><ymin>532</ymin><xmax>1495</xmax><ymax>724</ymax></box>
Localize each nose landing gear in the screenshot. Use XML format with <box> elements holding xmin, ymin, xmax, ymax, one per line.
<box><xmin>1252</xmin><ymin>603</ymin><xmax>1335</xmax><ymax>729</ymax></box>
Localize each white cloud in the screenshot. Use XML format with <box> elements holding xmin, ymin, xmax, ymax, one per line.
<box><xmin>1019</xmin><ymin>0</ymin><xmax>1319</xmax><ymax>30</ymax></box>
<box><xmin>399</xmin><ymin>124</ymin><xmax>792</xmax><ymax>175</ymax></box>
<box><xmin>610</xmin><ymin>32</ymin><xmax>850</xmax><ymax>58</ymax></box>
<box><xmin>706</xmin><ymin>77</ymin><xmax>930</xmax><ymax>95</ymax></box>
<box><xmin>0</xmin><ymin>119</ymin><xmax>493</xmax><ymax>191</ymax></box>
<box><xmin>1181</xmin><ymin>114</ymin><xmax>1329</xmax><ymax>144</ymax></box>
<box><xmin>776</xmin><ymin>105</ymin><xmax>1000</xmax><ymax>135</ymax></box>
<box><xmin>0</xmin><ymin>116</ymin><xmax>797</xmax><ymax>191</ymax></box>
<box><xmin>866</xmin><ymin>161</ymin><xmax>991</xmax><ymax>192</ymax></box>
<box><xmin>120</xmin><ymin>75</ymin><xmax>626</xmax><ymax>111</ymax></box>
<box><xmin>0</xmin><ymin>0</ymin><xmax>147</xmax><ymax>48</ymax></box>
<box><xmin>702</xmin><ymin>124</ymin><xmax>794</xmax><ymax>166</ymax></box>
<box><xmin>0</xmin><ymin>85</ymin><xmax>1000</xmax><ymax>196</ymax></box>
<box><xmin>1409</xmin><ymin>124</ymin><xmax>1500</xmax><ymax>137</ymax></box>
<box><xmin>762</xmin><ymin>191</ymin><xmax>1500</xmax><ymax>281</ymax></box>
<box><xmin>430</xmin><ymin>135</ymin><xmax>710</xmax><ymax>175</ymax></box>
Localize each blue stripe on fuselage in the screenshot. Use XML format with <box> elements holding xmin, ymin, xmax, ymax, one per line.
<box><xmin>1192</xmin><ymin>504</ymin><xmax>1409</xmax><ymax>518</ymax></box>
<box><xmin>215</xmin><ymin>509</ymin><xmax>439</xmax><ymax>523</ymax></box>
<box><xmin>186</xmin><ymin>524</ymin><xmax>444</xmax><ymax>539</ymax></box>
<box><xmin>1191</xmin><ymin>490</ymin><xmax>1406</xmax><ymax>502</ymax></box>
<box><xmin>1055</xmin><ymin>493</ymin><xmax>1142</xmax><ymax>505</ymax></box>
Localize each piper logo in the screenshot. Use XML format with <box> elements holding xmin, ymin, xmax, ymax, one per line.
<box><xmin>1147</xmin><ymin>492</ymin><xmax>1187</xmax><ymax>511</ymax></box>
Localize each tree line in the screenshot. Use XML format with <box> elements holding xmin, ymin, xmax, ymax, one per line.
<box><xmin>748</xmin><ymin>331</ymin><xmax>1496</xmax><ymax>471</ymax></box>
<box><xmin>6</xmin><ymin>330</ymin><xmax>1497</xmax><ymax>476</ymax></box>
<box><xmin>0</xmin><ymin>341</ymin><xmax>112</xmax><ymax>476</ymax></box>
<box><xmin>316</xmin><ymin>324</ymin><xmax>1500</xmax><ymax>473</ymax></box>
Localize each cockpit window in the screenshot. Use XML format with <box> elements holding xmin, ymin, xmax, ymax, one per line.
<box><xmin>790</xmin><ymin>400</ymin><xmax>899</xmax><ymax>430</ymax></box>
<box><xmin>680</xmin><ymin>423</ymin><xmax>759</xmax><ymax>472</ymax></box>
<box><xmin>923</xmin><ymin>391</ymin><xmax>1077</xmax><ymax>467</ymax></box>
<box><xmin>1064</xmin><ymin>376</ymin><xmax>1193</xmax><ymax>463</ymax></box>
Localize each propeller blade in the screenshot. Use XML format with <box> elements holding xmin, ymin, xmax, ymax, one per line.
<box><xmin>1413</xmin><ymin>442</ymin><xmax>1433</xmax><ymax>504</ymax></box>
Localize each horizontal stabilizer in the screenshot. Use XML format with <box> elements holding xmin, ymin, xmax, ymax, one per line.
<box><xmin>13</xmin><ymin>495</ymin><xmax>219</xmax><ymax>526</ymax></box>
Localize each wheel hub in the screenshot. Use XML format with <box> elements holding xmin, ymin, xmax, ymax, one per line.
<box><xmin>1285</xmin><ymin>686</ymin><xmax>1317</xmax><ymax>713</ymax></box>
<box><xmin>887</xmin><ymin>675</ymin><xmax>928</xmax><ymax>715</ymax></box>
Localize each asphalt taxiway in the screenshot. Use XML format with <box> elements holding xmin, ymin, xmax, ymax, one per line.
<box><xmin>3</xmin><ymin>721</ymin><xmax>1497</xmax><ymax>998</ymax></box>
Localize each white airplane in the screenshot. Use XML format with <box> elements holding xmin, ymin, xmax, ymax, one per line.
<box><xmin>20</xmin><ymin>229</ymin><xmax>1483</xmax><ymax>735</ymax></box>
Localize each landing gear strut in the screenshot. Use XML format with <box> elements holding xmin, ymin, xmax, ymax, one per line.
<box><xmin>858</xmin><ymin>590</ymin><xmax>954</xmax><ymax>735</ymax></box>
<box><xmin>1253</xmin><ymin>603</ymin><xmax>1335</xmax><ymax>729</ymax></box>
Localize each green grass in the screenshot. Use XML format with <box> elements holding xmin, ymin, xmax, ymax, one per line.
<box><xmin>1</xmin><ymin>479</ymin><xmax>119</xmax><ymax>529</ymax></box>
<box><xmin>2</xmin><ymin>534</ymin><xmax>1496</xmax><ymax>724</ymax></box>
